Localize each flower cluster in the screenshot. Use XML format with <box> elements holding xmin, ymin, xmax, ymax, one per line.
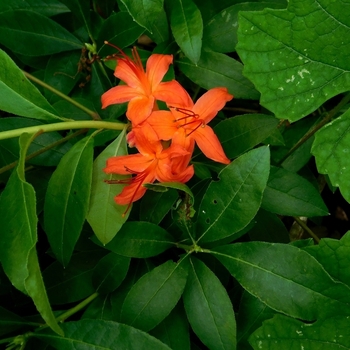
<box><xmin>102</xmin><ymin>45</ymin><xmax>233</xmax><ymax>212</ymax></box>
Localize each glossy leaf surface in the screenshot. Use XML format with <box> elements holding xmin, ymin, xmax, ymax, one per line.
<box><xmin>44</xmin><ymin>136</ymin><xmax>94</xmax><ymax>266</ymax></box>
<box><xmin>262</xmin><ymin>166</ymin><xmax>329</xmax><ymax>217</ymax></box>
<box><xmin>121</xmin><ymin>260</ymin><xmax>188</xmax><ymax>331</ymax></box>
<box><xmin>213</xmin><ymin>242</ymin><xmax>350</xmax><ymax>321</ymax></box>
<box><xmin>183</xmin><ymin>257</ymin><xmax>236</xmax><ymax>350</ymax></box>
<box><xmin>150</xmin><ymin>303</ymin><xmax>190</xmax><ymax>350</ymax></box>
<box><xmin>178</xmin><ymin>50</ymin><xmax>259</xmax><ymax>99</ymax></box>
<box><xmin>168</xmin><ymin>0</ymin><xmax>203</xmax><ymax>64</ymax></box>
<box><xmin>120</xmin><ymin>0</ymin><xmax>164</xmax><ymax>33</ymax></box>
<box><xmin>0</xmin><ymin>49</ymin><xmax>62</xmax><ymax>121</ymax></box>
<box><xmin>196</xmin><ymin>147</ymin><xmax>270</xmax><ymax>243</ymax></box>
<box><xmin>250</xmin><ymin>314</ymin><xmax>350</xmax><ymax>350</ymax></box>
<box><xmin>215</xmin><ymin>114</ymin><xmax>279</xmax><ymax>159</ymax></box>
<box><xmin>103</xmin><ymin>221</ymin><xmax>176</xmax><ymax>258</ymax></box>
<box><xmin>92</xmin><ymin>252</ymin><xmax>130</xmax><ymax>294</ymax></box>
<box><xmin>312</xmin><ymin>109</ymin><xmax>350</xmax><ymax>203</ymax></box>
<box><xmin>0</xmin><ymin>0</ymin><xmax>69</xmax><ymax>16</ymax></box>
<box><xmin>0</xmin><ymin>133</ymin><xmax>62</xmax><ymax>335</ymax></box>
<box><xmin>87</xmin><ymin>130</ymin><xmax>129</xmax><ymax>245</ymax></box>
<box><xmin>236</xmin><ymin>0</ymin><xmax>350</xmax><ymax>120</ymax></box>
<box><xmin>0</xmin><ymin>10</ymin><xmax>82</xmax><ymax>56</ymax></box>
<box><xmin>35</xmin><ymin>319</ymin><xmax>171</xmax><ymax>349</ymax></box>
<box><xmin>304</xmin><ymin>231</ymin><xmax>350</xmax><ymax>286</ymax></box>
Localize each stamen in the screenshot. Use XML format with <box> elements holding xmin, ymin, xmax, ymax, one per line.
<box><xmin>131</xmin><ymin>46</ymin><xmax>144</xmax><ymax>71</ymax></box>
<box><xmin>173</xmin><ymin>114</ymin><xmax>199</xmax><ymax>123</ymax></box>
<box><xmin>105</xmin><ymin>167</ymin><xmax>149</xmax><ymax>217</ymax></box>
<box><xmin>169</xmin><ymin>106</ymin><xmax>197</xmax><ymax>117</ymax></box>
<box><xmin>103</xmin><ymin>41</ymin><xmax>145</xmax><ymax>80</ymax></box>
<box><xmin>186</xmin><ymin>120</ymin><xmax>204</xmax><ymax>136</ymax></box>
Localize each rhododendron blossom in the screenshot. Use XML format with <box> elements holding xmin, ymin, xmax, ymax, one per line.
<box><xmin>101</xmin><ymin>43</ymin><xmax>190</xmax><ymax>126</ymax></box>
<box><xmin>102</xmin><ymin>46</ymin><xmax>233</xmax><ymax>211</ymax></box>
<box><xmin>105</xmin><ymin>133</ymin><xmax>194</xmax><ymax>214</ymax></box>
<box><xmin>147</xmin><ymin>87</ymin><xmax>233</xmax><ymax>164</ymax></box>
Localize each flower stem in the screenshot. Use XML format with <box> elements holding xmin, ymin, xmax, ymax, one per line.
<box><xmin>55</xmin><ymin>292</ymin><xmax>99</xmax><ymax>323</ymax></box>
<box><xmin>0</xmin><ymin>120</ymin><xmax>126</xmax><ymax>141</ymax></box>
<box><xmin>293</xmin><ymin>216</ymin><xmax>320</xmax><ymax>243</ymax></box>
<box><xmin>278</xmin><ymin>92</ymin><xmax>350</xmax><ymax>165</ymax></box>
<box><xmin>23</xmin><ymin>71</ymin><xmax>101</xmax><ymax>120</ymax></box>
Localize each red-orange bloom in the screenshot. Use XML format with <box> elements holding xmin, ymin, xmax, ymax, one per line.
<box><xmin>147</xmin><ymin>87</ymin><xmax>233</xmax><ymax>164</ymax></box>
<box><xmin>104</xmin><ymin>133</ymin><xmax>194</xmax><ymax>212</ymax></box>
<box><xmin>101</xmin><ymin>45</ymin><xmax>190</xmax><ymax>126</ymax></box>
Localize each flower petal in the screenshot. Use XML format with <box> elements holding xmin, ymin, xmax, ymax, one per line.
<box><xmin>101</xmin><ymin>85</ymin><xmax>138</xmax><ymax>108</ymax></box>
<box><xmin>104</xmin><ymin>153</ymin><xmax>151</xmax><ymax>174</ymax></box>
<box><xmin>147</xmin><ymin>110</ymin><xmax>177</xmax><ymax>140</ymax></box>
<box><xmin>134</xmin><ymin>131</ymin><xmax>163</xmax><ymax>157</ymax></box>
<box><xmin>115</xmin><ymin>59</ymin><xmax>145</xmax><ymax>89</ymax></box>
<box><xmin>132</xmin><ymin>122</ymin><xmax>160</xmax><ymax>147</ymax></box>
<box><xmin>114</xmin><ymin>166</ymin><xmax>156</xmax><ymax>205</ymax></box>
<box><xmin>193</xmin><ymin>125</ymin><xmax>230</xmax><ymax>164</ymax></box>
<box><xmin>115</xmin><ymin>181</ymin><xmax>148</xmax><ymax>205</ymax></box>
<box><xmin>153</xmin><ymin>80</ymin><xmax>193</xmax><ymax>107</ymax></box>
<box><xmin>193</xmin><ymin>87</ymin><xmax>233</xmax><ymax>123</ymax></box>
<box><xmin>146</xmin><ymin>54</ymin><xmax>173</xmax><ymax>87</ymax></box>
<box><xmin>127</xmin><ymin>95</ymin><xmax>155</xmax><ymax>125</ymax></box>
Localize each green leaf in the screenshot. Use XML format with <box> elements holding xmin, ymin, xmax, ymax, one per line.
<box><xmin>82</xmin><ymin>295</ymin><xmax>114</xmax><ymax>321</ymax></box>
<box><xmin>177</xmin><ymin>50</ymin><xmax>259</xmax><ymax>99</ymax></box>
<box><xmin>44</xmin><ymin>136</ymin><xmax>94</xmax><ymax>266</ymax></box>
<box><xmin>196</xmin><ymin>146</ymin><xmax>270</xmax><ymax>243</ymax></box>
<box><xmin>312</xmin><ymin>109</ymin><xmax>350</xmax><ymax>203</ymax></box>
<box><xmin>140</xmin><ymin>189</ymin><xmax>179</xmax><ymax>224</ymax></box>
<box><xmin>53</xmin><ymin>98</ymin><xmax>98</xmax><ymax>121</ymax></box>
<box><xmin>121</xmin><ymin>259</ymin><xmax>188</xmax><ymax>331</ymax></box>
<box><xmin>120</xmin><ymin>0</ymin><xmax>164</xmax><ymax>33</ymax></box>
<box><xmin>203</xmin><ymin>2</ymin><xmax>285</xmax><ymax>53</ymax></box>
<box><xmin>148</xmin><ymin>10</ymin><xmax>169</xmax><ymax>44</ymax></box>
<box><xmin>0</xmin><ymin>49</ymin><xmax>62</xmax><ymax>121</ymax></box>
<box><xmin>103</xmin><ymin>221</ymin><xmax>176</xmax><ymax>258</ymax></box>
<box><xmin>0</xmin><ymin>10</ymin><xmax>82</xmax><ymax>56</ymax></box>
<box><xmin>97</xmin><ymin>11</ymin><xmax>145</xmax><ymax>56</ymax></box>
<box><xmin>43</xmin><ymin>251</ymin><xmax>105</xmax><ymax>305</ymax></box>
<box><xmin>215</xmin><ymin>114</ymin><xmax>279</xmax><ymax>159</ymax></box>
<box><xmin>249</xmin><ymin>314</ymin><xmax>350</xmax><ymax>350</ymax></box>
<box><xmin>150</xmin><ymin>303</ymin><xmax>190</xmax><ymax>350</ymax></box>
<box><xmin>213</xmin><ymin>242</ymin><xmax>350</xmax><ymax>321</ymax></box>
<box><xmin>0</xmin><ymin>0</ymin><xmax>69</xmax><ymax>16</ymax></box>
<box><xmin>304</xmin><ymin>231</ymin><xmax>350</xmax><ymax>287</ymax></box>
<box><xmin>35</xmin><ymin>319</ymin><xmax>171</xmax><ymax>349</ymax></box>
<box><xmin>144</xmin><ymin>181</ymin><xmax>194</xmax><ymax>203</ymax></box>
<box><xmin>183</xmin><ymin>257</ymin><xmax>236</xmax><ymax>350</ymax></box>
<box><xmin>0</xmin><ymin>133</ymin><xmax>62</xmax><ymax>335</ymax></box>
<box><xmin>57</xmin><ymin>0</ymin><xmax>92</xmax><ymax>37</ymax></box>
<box><xmin>237</xmin><ymin>291</ymin><xmax>275</xmax><ymax>348</ymax></box>
<box><xmin>262</xmin><ymin>166</ymin><xmax>329</xmax><ymax>217</ymax></box>
<box><xmin>92</xmin><ymin>253</ymin><xmax>130</xmax><ymax>294</ymax></box>
<box><xmin>248</xmin><ymin>208</ymin><xmax>290</xmax><ymax>243</ymax></box>
<box><xmin>110</xmin><ymin>259</ymin><xmax>155</xmax><ymax>322</ymax></box>
<box><xmin>87</xmin><ymin>130</ymin><xmax>130</xmax><ymax>245</ymax></box>
<box><xmin>236</xmin><ymin>1</ymin><xmax>350</xmax><ymax>121</ymax></box>
<box><xmin>168</xmin><ymin>0</ymin><xmax>203</xmax><ymax>64</ymax></box>
<box><xmin>44</xmin><ymin>51</ymin><xmax>82</xmax><ymax>104</ymax></box>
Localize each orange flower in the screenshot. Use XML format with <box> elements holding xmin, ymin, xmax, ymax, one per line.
<box><xmin>104</xmin><ymin>132</ymin><xmax>194</xmax><ymax>213</ymax></box>
<box><xmin>101</xmin><ymin>44</ymin><xmax>190</xmax><ymax>126</ymax></box>
<box><xmin>147</xmin><ymin>87</ymin><xmax>233</xmax><ymax>164</ymax></box>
